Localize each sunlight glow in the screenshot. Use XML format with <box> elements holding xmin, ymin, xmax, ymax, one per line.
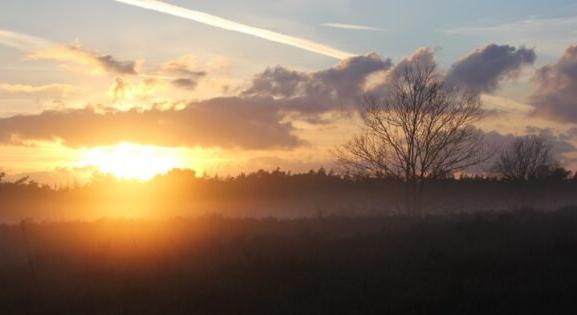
<box><xmin>80</xmin><ymin>143</ymin><xmax>184</xmax><ymax>181</ymax></box>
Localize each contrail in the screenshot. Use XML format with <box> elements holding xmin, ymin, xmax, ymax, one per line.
<box><xmin>113</xmin><ymin>0</ymin><xmax>356</xmax><ymax>60</ymax></box>
<box><xmin>323</xmin><ymin>23</ymin><xmax>386</xmax><ymax>32</ymax></box>
<box><xmin>0</xmin><ymin>29</ymin><xmax>53</xmax><ymax>51</ymax></box>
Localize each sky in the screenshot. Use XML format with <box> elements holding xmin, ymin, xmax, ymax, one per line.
<box><xmin>1</xmin><ymin>0</ymin><xmax>577</xmax><ymax>184</ymax></box>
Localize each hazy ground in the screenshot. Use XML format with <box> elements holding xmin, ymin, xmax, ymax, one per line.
<box><xmin>2</xmin><ymin>170</ymin><xmax>577</xmax><ymax>222</ymax></box>
<box><xmin>1</xmin><ymin>207</ymin><xmax>577</xmax><ymax>314</ymax></box>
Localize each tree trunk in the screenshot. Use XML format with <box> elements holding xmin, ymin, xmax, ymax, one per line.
<box><xmin>404</xmin><ymin>179</ymin><xmax>426</xmax><ymax>217</ymax></box>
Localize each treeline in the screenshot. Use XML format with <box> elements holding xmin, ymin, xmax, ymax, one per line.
<box><xmin>3</xmin><ymin>164</ymin><xmax>577</xmax><ymax>193</ymax></box>
<box><xmin>1</xmin><ymin>167</ymin><xmax>577</xmax><ymax>221</ymax></box>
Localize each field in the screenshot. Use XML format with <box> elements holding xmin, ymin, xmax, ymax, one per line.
<box><xmin>2</xmin><ymin>207</ymin><xmax>577</xmax><ymax>314</ymax></box>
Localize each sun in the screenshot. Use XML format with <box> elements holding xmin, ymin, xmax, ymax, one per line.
<box><xmin>79</xmin><ymin>143</ymin><xmax>184</xmax><ymax>181</ymax></box>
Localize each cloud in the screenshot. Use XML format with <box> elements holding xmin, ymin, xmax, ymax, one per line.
<box><xmin>0</xmin><ymin>29</ymin><xmax>51</xmax><ymax>51</ymax></box>
<box><xmin>243</xmin><ymin>53</ymin><xmax>392</xmax><ymax>112</ymax></box>
<box><xmin>113</xmin><ymin>0</ymin><xmax>355</xmax><ymax>60</ymax></box>
<box><xmin>107</xmin><ymin>77</ymin><xmax>164</xmax><ymax>103</ymax></box>
<box><xmin>364</xmin><ymin>46</ymin><xmax>535</xmax><ymax>98</ymax></box>
<box><xmin>0</xmin><ymin>83</ymin><xmax>83</xmax><ymax>98</ymax></box>
<box><xmin>445</xmin><ymin>15</ymin><xmax>577</xmax><ymax>55</ymax></box>
<box><xmin>241</xmin><ymin>47</ymin><xmax>498</xmax><ymax>115</ymax></box>
<box><xmin>0</xmin><ymin>29</ymin><xmax>139</xmax><ymax>75</ymax></box>
<box><xmin>0</xmin><ymin>97</ymin><xmax>301</xmax><ymax>149</ymax></box>
<box><xmin>445</xmin><ymin>44</ymin><xmax>536</xmax><ymax>93</ymax></box>
<box><xmin>170</xmin><ymin>78</ymin><xmax>198</xmax><ymax>90</ymax></box>
<box><xmin>0</xmin><ymin>53</ymin><xmax>396</xmax><ymax>149</ymax></box>
<box><xmin>390</xmin><ymin>47</ymin><xmax>437</xmax><ymax>77</ymax></box>
<box><xmin>159</xmin><ymin>54</ymin><xmax>207</xmax><ymax>90</ymax></box>
<box><xmin>322</xmin><ymin>23</ymin><xmax>386</xmax><ymax>32</ymax></box>
<box><xmin>486</xmin><ymin>127</ymin><xmax>577</xmax><ymax>160</ymax></box>
<box><xmin>530</xmin><ymin>45</ymin><xmax>577</xmax><ymax>123</ymax></box>
<box><xmin>243</xmin><ymin>67</ymin><xmax>309</xmax><ymax>98</ymax></box>
<box><xmin>525</xmin><ymin>127</ymin><xmax>577</xmax><ymax>158</ymax></box>
<box><xmin>0</xmin><ymin>46</ymin><xmax>551</xmax><ymax>151</ymax></box>
<box><xmin>0</xmin><ymin>29</ymin><xmax>217</xmax><ymax>92</ymax></box>
<box><xmin>93</xmin><ymin>52</ymin><xmax>139</xmax><ymax>75</ymax></box>
<box><xmin>446</xmin><ymin>16</ymin><xmax>577</xmax><ymax>36</ymax></box>
<box><xmin>28</xmin><ymin>45</ymin><xmax>139</xmax><ymax>75</ymax></box>
<box><xmin>160</xmin><ymin>54</ymin><xmax>204</xmax><ymax>77</ymax></box>
<box><xmin>362</xmin><ymin>47</ymin><xmax>437</xmax><ymax>96</ymax></box>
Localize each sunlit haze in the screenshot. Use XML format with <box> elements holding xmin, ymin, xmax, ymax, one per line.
<box><xmin>79</xmin><ymin>143</ymin><xmax>184</xmax><ymax>180</ymax></box>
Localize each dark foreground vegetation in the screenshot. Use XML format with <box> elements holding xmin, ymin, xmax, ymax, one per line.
<box><xmin>2</xmin><ymin>207</ymin><xmax>577</xmax><ymax>314</ymax></box>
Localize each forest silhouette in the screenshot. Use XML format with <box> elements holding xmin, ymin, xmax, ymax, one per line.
<box><xmin>1</xmin><ymin>166</ymin><xmax>576</xmax><ymax>222</ymax></box>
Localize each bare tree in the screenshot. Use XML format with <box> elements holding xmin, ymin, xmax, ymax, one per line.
<box><xmin>493</xmin><ymin>135</ymin><xmax>559</xmax><ymax>180</ymax></box>
<box><xmin>335</xmin><ymin>63</ymin><xmax>486</xmax><ymax>216</ymax></box>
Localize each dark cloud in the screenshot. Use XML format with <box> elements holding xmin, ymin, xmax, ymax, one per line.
<box><xmin>446</xmin><ymin>44</ymin><xmax>536</xmax><ymax>93</ymax></box>
<box><xmin>95</xmin><ymin>53</ymin><xmax>138</xmax><ymax>75</ymax></box>
<box><xmin>390</xmin><ymin>47</ymin><xmax>437</xmax><ymax>78</ymax></box>
<box><xmin>314</xmin><ymin>53</ymin><xmax>393</xmax><ymax>101</ymax></box>
<box><xmin>0</xmin><ymin>97</ymin><xmax>300</xmax><ymax>149</ymax></box>
<box><xmin>364</xmin><ymin>48</ymin><xmax>438</xmax><ymax>97</ymax></box>
<box><xmin>530</xmin><ymin>45</ymin><xmax>577</xmax><ymax>123</ymax></box>
<box><xmin>524</xmin><ymin>127</ymin><xmax>577</xmax><ymax>158</ymax></box>
<box><xmin>0</xmin><ymin>53</ymin><xmax>395</xmax><ymax>150</ymax></box>
<box><xmin>62</xmin><ymin>46</ymin><xmax>138</xmax><ymax>75</ymax></box>
<box><xmin>243</xmin><ymin>53</ymin><xmax>392</xmax><ymax>111</ymax></box>
<box><xmin>163</xmin><ymin>65</ymin><xmax>206</xmax><ymax>78</ymax></box>
<box><xmin>567</xmin><ymin>127</ymin><xmax>577</xmax><ymax>138</ymax></box>
<box><xmin>0</xmin><ymin>47</ymin><xmax>549</xmax><ymax>151</ymax></box>
<box><xmin>160</xmin><ymin>55</ymin><xmax>207</xmax><ymax>91</ymax></box>
<box><xmin>243</xmin><ymin>67</ymin><xmax>307</xmax><ymax>98</ymax></box>
<box><xmin>482</xmin><ymin>127</ymin><xmax>577</xmax><ymax>168</ymax></box>
<box><xmin>171</xmin><ymin>78</ymin><xmax>202</xmax><ymax>90</ymax></box>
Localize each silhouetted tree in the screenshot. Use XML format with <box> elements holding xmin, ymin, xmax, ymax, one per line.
<box><xmin>546</xmin><ymin>167</ymin><xmax>572</xmax><ymax>181</ymax></box>
<box><xmin>335</xmin><ymin>62</ymin><xmax>485</xmax><ymax>215</ymax></box>
<box><xmin>493</xmin><ymin>135</ymin><xmax>559</xmax><ymax>181</ymax></box>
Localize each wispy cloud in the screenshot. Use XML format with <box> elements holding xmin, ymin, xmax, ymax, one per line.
<box><xmin>28</xmin><ymin>45</ymin><xmax>139</xmax><ymax>75</ymax></box>
<box><xmin>0</xmin><ymin>29</ymin><xmax>213</xmax><ymax>95</ymax></box>
<box><xmin>322</xmin><ymin>23</ymin><xmax>386</xmax><ymax>32</ymax></box>
<box><xmin>113</xmin><ymin>0</ymin><xmax>355</xmax><ymax>60</ymax></box>
<box><xmin>445</xmin><ymin>15</ymin><xmax>577</xmax><ymax>55</ymax></box>
<box><xmin>0</xmin><ymin>29</ymin><xmax>53</xmax><ymax>51</ymax></box>
<box><xmin>0</xmin><ymin>29</ymin><xmax>139</xmax><ymax>75</ymax></box>
<box><xmin>446</xmin><ymin>16</ymin><xmax>577</xmax><ymax>36</ymax></box>
<box><xmin>0</xmin><ymin>83</ymin><xmax>81</xmax><ymax>94</ymax></box>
